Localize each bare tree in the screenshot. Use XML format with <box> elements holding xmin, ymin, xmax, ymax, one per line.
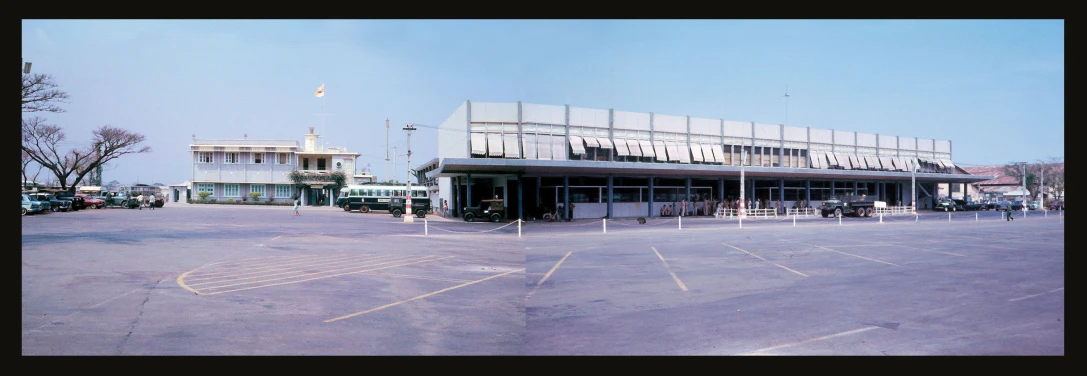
<box><xmin>22</xmin><ymin>72</ymin><xmax>70</xmax><ymax>113</ymax></box>
<box><xmin>22</xmin><ymin>117</ymin><xmax>151</xmax><ymax>192</ymax></box>
<box><xmin>1038</xmin><ymin>157</ymin><xmax>1064</xmax><ymax>201</ymax></box>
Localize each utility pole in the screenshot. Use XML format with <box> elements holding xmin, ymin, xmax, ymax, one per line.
<box><xmin>403</xmin><ymin>123</ymin><xmax>416</xmax><ymax>223</ymax></box>
<box><xmin>392</xmin><ymin>146</ymin><xmax>398</xmax><ymax>184</ymax></box>
<box><xmin>739</xmin><ymin>148</ymin><xmax>747</xmax><ymax>218</ymax></box>
<box><xmin>911</xmin><ymin>158</ymin><xmax>918</xmax><ymax>213</ymax></box>
<box><xmin>389</xmin><ymin>117</ymin><xmax>393</xmax><ymax>182</ymax></box>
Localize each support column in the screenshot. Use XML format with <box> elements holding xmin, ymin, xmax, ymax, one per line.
<box><xmin>453</xmin><ymin>176</ymin><xmax>461</xmax><ymax>217</ymax></box>
<box><xmin>779</xmin><ymin>178</ymin><xmax>785</xmax><ymax>214</ymax></box>
<box><xmin>606</xmin><ymin>175</ymin><xmax>614</xmax><ymax>218</ymax></box>
<box><xmin>536</xmin><ymin>177</ymin><xmax>541</xmax><ymax>207</ymax></box>
<box><xmin>466</xmin><ymin>174</ymin><xmax>473</xmax><ymax>213</ymax></box>
<box><xmin>805</xmin><ymin>179</ymin><xmax>811</xmax><ymax>206</ymax></box>
<box><xmin>750</xmin><ymin>179</ymin><xmax>756</xmax><ymax>208</ymax></box>
<box><xmin>648</xmin><ymin>177</ymin><xmax>655</xmax><ymax>217</ymax></box>
<box><xmin>563</xmin><ymin>176</ymin><xmax>570</xmax><ymax>221</ymax></box>
<box><xmin>685</xmin><ymin>177</ymin><xmax>692</xmax><ymax>214</ymax></box>
<box><xmin>853</xmin><ymin>180</ymin><xmax>859</xmax><ymax>196</ymax></box>
<box><xmin>718</xmin><ymin>178</ymin><xmax>725</xmax><ymax>201</ymax></box>
<box><xmin>517</xmin><ymin>175</ymin><xmax>523</xmax><ymax>220</ymax></box>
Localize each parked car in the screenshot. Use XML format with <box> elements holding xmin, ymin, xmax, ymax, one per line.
<box><xmin>934</xmin><ymin>197</ymin><xmax>963</xmax><ymax>212</ymax></box>
<box><xmin>104</xmin><ymin>193</ymin><xmax>140</xmax><ymax>209</ymax></box>
<box><xmin>952</xmin><ymin>199</ymin><xmax>981</xmax><ymax>211</ymax></box>
<box><xmin>1025</xmin><ymin>201</ymin><xmax>1042</xmax><ymax>210</ymax></box>
<box><xmin>28</xmin><ymin>192</ymin><xmax>71</xmax><ymax>212</ymax></box>
<box><xmin>998</xmin><ymin>200</ymin><xmax>1024</xmax><ymax>211</ymax></box>
<box><xmin>76</xmin><ymin>193</ymin><xmax>105</xmax><ymax>209</ymax></box>
<box><xmin>54</xmin><ymin>191</ymin><xmax>86</xmax><ymax>211</ymax></box>
<box><xmin>463</xmin><ymin>199</ymin><xmax>505</xmax><ymax>222</ymax></box>
<box><xmin>22</xmin><ymin>193</ymin><xmax>48</xmax><ymax>215</ymax></box>
<box><xmin>1048</xmin><ymin>199</ymin><xmax>1064</xmax><ymax>210</ymax></box>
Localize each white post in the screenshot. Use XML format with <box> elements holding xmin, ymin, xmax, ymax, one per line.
<box><xmin>678</xmin><ymin>215</ymin><xmax>682</xmax><ymax>230</ymax></box>
<box><xmin>793</xmin><ymin>213</ymin><xmax>796</xmax><ymax>226</ymax></box>
<box><xmin>518</xmin><ymin>219</ymin><xmax>521</xmax><ymax>238</ymax></box>
<box><xmin>975</xmin><ymin>212</ymin><xmax>978</xmax><ymax>221</ymax></box>
<box><xmin>880</xmin><ymin>212</ymin><xmax>883</xmax><ymax>223</ymax></box>
<box><xmin>424</xmin><ymin>218</ymin><xmax>428</xmax><ymax>236</ymax></box>
<box><xmin>603</xmin><ymin>218</ymin><xmax>607</xmax><ymax>233</ymax></box>
<box><xmin>949</xmin><ymin>212</ymin><xmax>951</xmax><ymax>222</ymax></box>
<box><xmin>839</xmin><ymin>215</ymin><xmax>842</xmax><ymax>226</ymax></box>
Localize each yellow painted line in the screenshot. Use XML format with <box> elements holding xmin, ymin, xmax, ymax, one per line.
<box><xmin>363</xmin><ymin>272</ymin><xmax>473</xmax><ymax>283</ymax></box>
<box><xmin>652</xmin><ymin>246</ymin><xmax>688</xmax><ymax>292</ymax></box>
<box><xmin>799</xmin><ymin>243</ymin><xmax>899</xmax><ymax>267</ymax></box>
<box><xmin>194</xmin><ymin>256</ymin><xmax>452</xmax><ymax>295</ymax></box>
<box><xmin>324</xmin><ymin>267</ymin><xmax>525</xmax><ymax>323</ymax></box>
<box><xmin>739</xmin><ymin>326</ymin><xmax>880</xmax><ymax>355</ymax></box>
<box><xmin>1009</xmin><ymin>287</ymin><xmax>1064</xmax><ymax>302</ymax></box>
<box><xmin>184</xmin><ymin>254</ymin><xmax>402</xmax><ymax>282</ymax></box>
<box><xmin>526</xmin><ymin>251</ymin><xmax>572</xmax><ymax>301</ymax></box>
<box><xmin>887</xmin><ymin>244</ymin><xmax>965</xmax><ymax>257</ymax></box>
<box><xmin>722</xmin><ymin>243</ymin><xmax>808</xmax><ymax>278</ymax></box>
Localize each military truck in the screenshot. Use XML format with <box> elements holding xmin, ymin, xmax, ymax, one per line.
<box><xmin>819</xmin><ymin>194</ymin><xmax>884</xmax><ymax>218</ymax></box>
<box><xmin>388</xmin><ymin>196</ymin><xmax>431</xmax><ymax>218</ymax></box>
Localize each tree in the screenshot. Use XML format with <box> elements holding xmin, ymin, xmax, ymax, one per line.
<box><xmin>22</xmin><ymin>117</ymin><xmax>151</xmax><ymax>192</ymax></box>
<box><xmin>1003</xmin><ymin>157</ymin><xmax>1064</xmax><ymax>202</ymax></box>
<box><xmin>22</xmin><ymin>71</ymin><xmax>70</xmax><ymax>113</ymax></box>
<box><xmin>1039</xmin><ymin>157</ymin><xmax>1064</xmax><ymax>201</ymax></box>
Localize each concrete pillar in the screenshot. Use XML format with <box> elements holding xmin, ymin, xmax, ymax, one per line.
<box><xmin>563</xmin><ymin>176</ymin><xmax>570</xmax><ymax>220</ymax></box>
<box><xmin>648</xmin><ymin>177</ymin><xmax>655</xmax><ymax>217</ymax></box>
<box><xmin>606</xmin><ymin>175</ymin><xmax>614</xmax><ymax>218</ymax></box>
<box><xmin>805</xmin><ymin>179</ymin><xmax>811</xmax><ymax>206</ymax></box>
<box><xmin>466</xmin><ymin>174</ymin><xmax>472</xmax><ymax>211</ymax></box>
<box><xmin>517</xmin><ymin>175</ymin><xmax>523</xmax><ymax>220</ymax></box>
<box><xmin>779</xmin><ymin>178</ymin><xmax>785</xmax><ymax>214</ymax></box>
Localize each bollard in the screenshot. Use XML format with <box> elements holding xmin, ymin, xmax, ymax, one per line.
<box><xmin>793</xmin><ymin>213</ymin><xmax>796</xmax><ymax>227</ymax></box>
<box><xmin>976</xmin><ymin>212</ymin><xmax>978</xmax><ymax>221</ymax></box>
<box><xmin>518</xmin><ymin>219</ymin><xmax>521</xmax><ymax>238</ymax></box>
<box><xmin>603</xmin><ymin>218</ymin><xmax>607</xmax><ymax>234</ymax></box>
<box><xmin>880</xmin><ymin>212</ymin><xmax>883</xmax><ymax>224</ymax></box>
<box><xmin>425</xmin><ymin>218</ymin><xmax>428</xmax><ymax>236</ymax></box>
<box><xmin>739</xmin><ymin>217</ymin><xmax>742</xmax><ymax>229</ymax></box>
<box><xmin>679</xmin><ymin>215</ymin><xmax>682</xmax><ymax>230</ymax></box>
<box><xmin>915</xmin><ymin>214</ymin><xmax>918</xmax><ymax>223</ymax></box>
<box><xmin>839</xmin><ymin>215</ymin><xmax>842</xmax><ymax>226</ymax></box>
<box><xmin>949</xmin><ymin>212</ymin><xmax>951</xmax><ymax>222</ymax></box>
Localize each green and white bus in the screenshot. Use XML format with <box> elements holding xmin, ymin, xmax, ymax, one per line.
<box><xmin>336</xmin><ymin>183</ymin><xmax>431</xmax><ymax>213</ymax></box>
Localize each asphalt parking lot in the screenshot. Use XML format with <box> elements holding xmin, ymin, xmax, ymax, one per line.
<box><xmin>22</xmin><ymin>205</ymin><xmax>1063</xmax><ymax>355</ymax></box>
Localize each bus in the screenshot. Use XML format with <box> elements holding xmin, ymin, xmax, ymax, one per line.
<box><xmin>336</xmin><ymin>183</ymin><xmax>431</xmax><ymax>214</ymax></box>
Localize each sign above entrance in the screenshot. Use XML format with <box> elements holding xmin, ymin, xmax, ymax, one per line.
<box><xmin>310</xmin><ymin>184</ymin><xmax>324</xmax><ymax>189</ymax></box>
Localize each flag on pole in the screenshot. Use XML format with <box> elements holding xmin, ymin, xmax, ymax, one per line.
<box><xmin>315</xmin><ymin>84</ymin><xmax>325</xmax><ymax>98</ymax></box>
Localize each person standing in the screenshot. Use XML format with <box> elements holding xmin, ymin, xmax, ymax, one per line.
<box><xmin>568</xmin><ymin>202</ymin><xmax>576</xmax><ymax>221</ymax></box>
<box><xmin>293</xmin><ymin>198</ymin><xmax>301</xmax><ymax>216</ymax></box>
<box><xmin>1006</xmin><ymin>202</ymin><xmax>1014</xmax><ymax>221</ymax></box>
<box><xmin>149</xmin><ymin>193</ymin><xmax>156</xmax><ymax>210</ymax></box>
<box><xmin>137</xmin><ymin>193</ymin><xmax>145</xmax><ymax>210</ymax></box>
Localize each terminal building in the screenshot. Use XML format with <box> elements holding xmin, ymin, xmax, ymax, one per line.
<box><xmin>419</xmin><ymin>101</ymin><xmax>994</xmax><ymax>220</ymax></box>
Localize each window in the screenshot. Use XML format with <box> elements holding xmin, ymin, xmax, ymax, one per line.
<box><xmin>250</xmin><ymin>184</ymin><xmax>266</xmax><ymax>197</ymax></box>
<box><xmin>278</xmin><ymin>153</ymin><xmax>289</xmax><ymax>164</ymax></box>
<box><xmin>275</xmin><ymin>185</ymin><xmax>291</xmax><ymax>198</ymax></box>
<box><xmin>197</xmin><ymin>183</ymin><xmax>214</xmax><ymax>195</ymax></box>
<box><xmin>253</xmin><ymin>153</ymin><xmax>264</xmax><ymax>164</ymax></box>
<box><xmin>303</xmin><ymin>158</ymin><xmax>309</xmax><ymax>170</ymax></box>
<box><xmin>224</xmin><ymin>184</ymin><xmax>240</xmax><ymax>197</ymax></box>
<box><xmin>225</xmin><ymin>152</ymin><xmax>239</xmax><ymax>164</ymax></box>
<box><xmin>317</xmin><ymin>158</ymin><xmax>326</xmax><ymax>170</ymax></box>
<box><xmin>198</xmin><ymin>152</ymin><xmax>213</xmax><ymax>163</ymax></box>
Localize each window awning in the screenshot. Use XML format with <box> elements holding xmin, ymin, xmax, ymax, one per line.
<box><xmin>639</xmin><ymin>140</ymin><xmax>655</xmax><ymax>158</ymax></box>
<box><xmin>879</xmin><ymin>156</ymin><xmax>893</xmax><ymax>171</ymax></box>
<box><xmin>626</xmin><ymin>139</ymin><xmax>642</xmax><ymax>157</ymax></box>
<box><xmin>503</xmin><ymin>134</ymin><xmax>520</xmax><ymax>159</ymax></box>
<box><xmin>666</xmin><ymin>142</ymin><xmax>681</xmax><ymax>162</ymax></box>
<box><xmin>654</xmin><ymin>141</ymin><xmax>668</xmax><ymax>162</ymax></box>
<box><xmin>709</xmin><ymin>144</ymin><xmax>722</xmax><ymax>163</ymax></box>
<box><xmin>597</xmin><ymin>137</ymin><xmax>613</xmax><ymax>149</ymax></box>
<box><xmin>471</xmin><ymin>133</ymin><xmax>487</xmax><ymax>155</ymax></box>
<box><xmin>892</xmin><ymin>157</ymin><xmax>905</xmax><ymax>171</ymax></box>
<box><xmin>583</xmin><ymin>136</ymin><xmax>600</xmax><ymax>148</ymax></box>
<box><xmin>522</xmin><ymin>134</ymin><xmax>537</xmax><ymax>159</ymax></box>
<box><xmin>568</xmin><ymin>135</ymin><xmax>586</xmax><ymax>155</ymax></box>
<box><xmin>865</xmin><ymin>156</ymin><xmax>879</xmax><ymax>170</ymax></box>
<box><xmin>810</xmin><ymin>153</ymin><xmax>824</xmax><ymax>169</ymax></box>
<box><xmin>942</xmin><ymin>159</ymin><xmax>956</xmax><ymax>169</ymax></box>
<box><xmin>487</xmin><ymin>133</ymin><xmax>503</xmax><ymax>157</ymax></box>
<box><xmin>538</xmin><ymin>135</ymin><xmax>553</xmax><ymax>160</ymax></box>
<box><xmin>935</xmin><ymin>159</ymin><xmax>947</xmax><ymax>169</ymax></box>
<box><xmin>678</xmin><ymin>143</ymin><xmax>691</xmax><ymax>164</ymax></box>
<box><xmin>702</xmin><ymin>144</ymin><xmax>717</xmax><ymax>163</ymax></box>
<box><xmin>614</xmin><ymin>138</ymin><xmax>630</xmax><ymax>156</ymax></box>
<box><xmin>690</xmin><ymin>143</ymin><xmax>704</xmax><ymax>162</ymax></box>
<box><xmin>824</xmin><ymin>151</ymin><xmax>838</xmax><ymax>168</ymax></box>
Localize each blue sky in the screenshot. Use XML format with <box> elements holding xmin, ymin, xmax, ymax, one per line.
<box><xmin>21</xmin><ymin>20</ymin><xmax>1063</xmax><ymax>186</ymax></box>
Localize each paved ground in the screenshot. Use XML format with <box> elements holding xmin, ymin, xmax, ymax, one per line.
<box><xmin>22</xmin><ymin>204</ymin><xmax>1063</xmax><ymax>355</ymax></box>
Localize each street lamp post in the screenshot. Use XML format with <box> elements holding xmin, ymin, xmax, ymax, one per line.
<box><xmin>911</xmin><ymin>159</ymin><xmax>917</xmax><ymax>213</ymax></box>
<box><xmin>403</xmin><ymin>123</ymin><xmax>416</xmax><ymax>223</ymax></box>
<box><xmin>739</xmin><ymin>148</ymin><xmax>746</xmax><ymax>219</ymax></box>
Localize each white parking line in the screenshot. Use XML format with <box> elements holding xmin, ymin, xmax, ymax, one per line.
<box><xmin>1009</xmin><ymin>287</ymin><xmax>1064</xmax><ymax>302</ymax></box>
<box><xmin>651</xmin><ymin>247</ymin><xmax>688</xmax><ymax>292</ymax></box>
<box><xmin>526</xmin><ymin>251</ymin><xmax>572</xmax><ymax>301</ymax></box>
<box><xmin>738</xmin><ymin>326</ymin><xmax>881</xmax><ymax>355</ymax></box>
<box><xmin>722</xmin><ymin>243</ymin><xmax>809</xmax><ymax>278</ymax></box>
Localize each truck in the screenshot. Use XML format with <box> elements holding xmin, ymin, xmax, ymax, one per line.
<box><xmin>819</xmin><ymin>194</ymin><xmax>885</xmax><ymax>218</ymax></box>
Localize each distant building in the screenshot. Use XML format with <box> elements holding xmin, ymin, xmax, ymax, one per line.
<box><xmin>189</xmin><ymin>127</ymin><xmax>361</xmax><ymax>206</ymax></box>
<box><xmin>960</xmin><ymin>164</ymin><xmax>1065</xmax><ymax>202</ymax></box>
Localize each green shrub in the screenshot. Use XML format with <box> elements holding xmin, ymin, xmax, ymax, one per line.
<box><xmin>197</xmin><ymin>191</ymin><xmax>211</xmax><ymax>201</ymax></box>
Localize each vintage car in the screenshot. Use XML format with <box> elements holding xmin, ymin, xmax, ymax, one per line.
<box><xmin>22</xmin><ymin>193</ymin><xmax>48</xmax><ymax>215</ymax></box>
<box><xmin>54</xmin><ymin>191</ymin><xmax>86</xmax><ymax>211</ymax></box>
<box><xmin>28</xmin><ymin>192</ymin><xmax>71</xmax><ymax>212</ymax></box>
<box><xmin>934</xmin><ymin>197</ymin><xmax>963</xmax><ymax>212</ymax></box>
<box><xmin>1048</xmin><ymin>199</ymin><xmax>1064</xmax><ymax>211</ymax></box>
<box><xmin>954</xmin><ymin>199</ymin><xmax>982</xmax><ymax>211</ymax></box>
<box><xmin>76</xmin><ymin>193</ymin><xmax>105</xmax><ymax>209</ymax></box>
<box><xmin>387</xmin><ymin>196</ymin><xmax>430</xmax><ymax>218</ymax></box>
<box><xmin>103</xmin><ymin>193</ymin><xmax>141</xmax><ymax>209</ymax></box>
<box><xmin>463</xmin><ymin>199</ymin><xmax>505</xmax><ymax>222</ymax></box>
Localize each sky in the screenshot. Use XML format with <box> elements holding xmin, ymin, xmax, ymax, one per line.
<box><xmin>21</xmin><ymin>20</ymin><xmax>1064</xmax><ymax>186</ymax></box>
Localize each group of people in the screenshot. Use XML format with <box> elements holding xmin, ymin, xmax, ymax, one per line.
<box><xmin>135</xmin><ymin>193</ymin><xmax>157</xmax><ymax>210</ymax></box>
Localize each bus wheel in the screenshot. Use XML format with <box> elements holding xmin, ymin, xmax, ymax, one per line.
<box><xmin>392</xmin><ymin>209</ymin><xmax>402</xmax><ymax>218</ymax></box>
<box><xmin>342</xmin><ymin>204</ymin><xmax>350</xmax><ymax>212</ymax></box>
<box><xmin>360</xmin><ymin>206</ymin><xmax>369</xmax><ymax>213</ymax></box>
<box><xmin>415</xmin><ymin>209</ymin><xmax>426</xmax><ymax>218</ymax></box>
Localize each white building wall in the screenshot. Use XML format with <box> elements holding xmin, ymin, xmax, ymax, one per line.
<box><xmin>754</xmin><ymin>123</ymin><xmax>779</xmax><ymax>140</ymax></box>
<box><xmin>809</xmin><ymin>128</ymin><xmax>832</xmax><ymax>144</ymax></box>
<box><xmin>654</xmin><ymin>114</ymin><xmax>687</xmax><ymax>133</ymax></box>
<box><xmin>857</xmin><ymin>132</ymin><xmax>877</xmax><ymax>147</ymax></box>
<box><xmin>522</xmin><ymin>103</ymin><xmax>566</xmax><ymax>125</ymax></box>
<box><xmin>438</xmin><ymin>101</ymin><xmax>468</xmax><ymax>159</ymax></box>
<box><xmin>690</xmin><ymin>117</ymin><xmax>720</xmax><ymax>136</ymax></box>
<box><xmin>900</xmin><ymin>137</ymin><xmax>917</xmax><ymax>150</ymax></box>
<box><xmin>918</xmin><ymin>138</ymin><xmax>934</xmax><ymax>152</ymax></box>
<box><xmin>935</xmin><ymin>140</ymin><xmax>951</xmax><ymax>153</ymax></box>
<box><xmin>833</xmin><ymin>130</ymin><xmax>855</xmax><ymax>146</ymax></box>
<box><xmin>723</xmin><ymin>120</ymin><xmax>751</xmax><ymax>138</ymax></box>
<box><xmin>878</xmin><ymin>134</ymin><xmax>896</xmax><ymax>149</ymax></box>
<box><xmin>569</xmin><ymin>106</ymin><xmax>609</xmax><ymax>128</ymax></box>
<box><xmin>783</xmin><ymin>125</ymin><xmax>807</xmax><ymax>142</ymax></box>
<box><xmin>470</xmin><ymin>102</ymin><xmax>518</xmax><ymax>123</ymax></box>
<box><xmin>613</xmin><ymin>110</ymin><xmax>650</xmax><ymax>131</ymax></box>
